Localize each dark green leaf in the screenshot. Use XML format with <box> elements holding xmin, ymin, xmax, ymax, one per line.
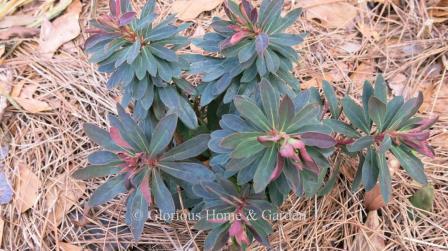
<box><xmin>231</xmin><ymin>139</ymin><xmax>266</xmax><ymax>159</ymax></box>
<box><xmin>378</xmin><ymin>135</ymin><xmax>392</xmax><ymax>154</ymax></box>
<box><xmin>127</xmin><ymin>186</ymin><xmax>148</xmax><ymax>240</ymax></box>
<box><xmin>253</xmin><ymin>146</ymin><xmax>277</xmax><ymax>193</ymax></box>
<box><xmin>150</xmin><ymin>45</ymin><xmax>177</xmax><ymax>62</ymax></box>
<box><xmin>88</xmin><ymin>151</ymin><xmax>120</xmax><ymax>165</ymax></box>
<box><xmin>259</xmin><ymin>79</ymin><xmax>279</xmax><ymax>129</ymax></box>
<box><xmin>322</xmin><ymin>80</ymin><xmax>340</xmax><ymax>118</ymax></box>
<box><xmin>362</xmin><ymin>148</ymin><xmax>378</xmax><ymax>191</ymax></box>
<box><xmin>377</xmin><ymin>152</ymin><xmax>391</xmax><ymax>203</ymax></box>
<box><xmin>347</xmin><ymin>136</ymin><xmax>374</xmax><ymax>152</ymax></box>
<box><xmin>161</xmin><ymin>134</ymin><xmax>210</xmax><ymax>161</ymax></box>
<box><xmin>151</xmin><ymin>170</ymin><xmax>175</xmax><ymax>219</ymax></box>
<box><xmin>323</xmin><ymin>119</ymin><xmax>360</xmax><ymax>138</ymax></box>
<box><xmin>390</xmin><ymin>145</ymin><xmax>427</xmax><ymax>185</ymax></box>
<box><xmin>148</xmin><ymin>114</ymin><xmax>177</xmax><ymax>157</ymax></box>
<box><xmin>87</xmin><ymin>174</ymin><xmax>128</xmax><ymax>207</ymax></box>
<box><xmin>83</xmin><ymin>123</ymin><xmax>122</xmax><ymax>151</ymax></box>
<box><xmin>383</xmin><ymin>96</ymin><xmax>404</xmax><ymax>130</ymax></box>
<box><xmin>234</xmin><ymin>96</ymin><xmax>271</xmax><ymax>130</ymax></box>
<box><xmin>343</xmin><ymin>96</ymin><xmax>370</xmax><ymax>133</ymax></box>
<box><xmin>368</xmin><ymin>96</ymin><xmax>386</xmax><ymax>131</ymax></box>
<box><xmin>158</xmin><ymin>162</ymin><xmax>214</xmax><ymax>183</ymax></box>
<box><xmin>72</xmin><ymin>164</ymin><xmax>122</xmax><ymax>180</ymax></box>
<box><xmin>388</xmin><ymin>92</ymin><xmax>423</xmax><ymax>130</ymax></box>
<box><xmin>204</xmin><ymin>223</ymin><xmax>229</xmax><ymax>251</ymax></box>
<box><xmin>374</xmin><ymin>74</ymin><xmax>387</xmax><ymax>103</ymax></box>
<box><xmin>278</xmin><ymin>96</ymin><xmax>294</xmax><ymax>131</ymax></box>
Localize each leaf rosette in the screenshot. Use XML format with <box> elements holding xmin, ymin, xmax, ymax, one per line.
<box><xmin>190</xmin><ymin>0</ymin><xmax>306</xmax><ymax>106</ymax></box>
<box><xmin>73</xmin><ymin>104</ymin><xmax>214</xmax><ymax>240</ymax></box>
<box><xmin>324</xmin><ymin>75</ymin><xmax>437</xmax><ymax>202</ymax></box>
<box><xmin>193</xmin><ymin>178</ymin><xmax>274</xmax><ymax>250</ymax></box>
<box><xmin>208</xmin><ymin>80</ymin><xmax>336</xmax><ymax>201</ymax></box>
<box><xmin>84</xmin><ymin>0</ymin><xmax>198</xmax><ymax>128</ymax></box>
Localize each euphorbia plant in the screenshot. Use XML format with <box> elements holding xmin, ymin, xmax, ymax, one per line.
<box><xmin>73</xmin><ymin>105</ymin><xmax>213</xmax><ymax>239</ymax></box>
<box><xmin>78</xmin><ymin>0</ymin><xmax>437</xmax><ymax>248</ymax></box>
<box><xmin>323</xmin><ymin>76</ymin><xmax>437</xmax><ymax>202</ymax></box>
<box><xmin>84</xmin><ymin>0</ymin><xmax>198</xmax><ymax>128</ymax></box>
<box><xmin>209</xmin><ymin>80</ymin><xmax>336</xmax><ymax>204</ymax></box>
<box><xmin>190</xmin><ymin>0</ymin><xmax>305</xmax><ymax>106</ymax></box>
<box><xmin>193</xmin><ymin>178</ymin><xmax>274</xmax><ymax>250</ymax></box>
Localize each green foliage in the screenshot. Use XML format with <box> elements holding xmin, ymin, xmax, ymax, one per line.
<box><xmin>189</xmin><ymin>0</ymin><xmax>305</xmax><ymax>106</ymax></box>
<box><xmin>74</xmin><ymin>104</ymin><xmax>212</xmax><ymax>240</ymax></box>
<box><xmin>84</xmin><ymin>0</ymin><xmax>198</xmax><ymax>128</ymax></box>
<box><xmin>193</xmin><ymin>178</ymin><xmax>274</xmax><ymax>250</ymax></box>
<box><xmin>78</xmin><ymin>0</ymin><xmax>438</xmax><ymax>247</ymax></box>
<box><xmin>208</xmin><ymin>80</ymin><xmax>335</xmax><ymax>199</ymax></box>
<box><xmin>325</xmin><ymin>75</ymin><xmax>437</xmax><ymax>202</ymax></box>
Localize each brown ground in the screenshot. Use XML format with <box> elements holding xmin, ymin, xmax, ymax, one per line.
<box><xmin>1</xmin><ymin>0</ymin><xmax>447</xmax><ymax>250</ymax></box>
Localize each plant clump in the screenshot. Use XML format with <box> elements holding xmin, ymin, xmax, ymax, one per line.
<box><xmin>78</xmin><ymin>0</ymin><xmax>437</xmax><ymax>249</ymax></box>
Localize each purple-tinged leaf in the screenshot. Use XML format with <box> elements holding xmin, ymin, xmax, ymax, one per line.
<box><xmin>0</xmin><ymin>172</ymin><xmax>13</xmax><ymax>204</ymax></box>
<box><xmin>229</xmin><ymin>220</ymin><xmax>250</xmax><ymax>245</ymax></box>
<box><xmin>298</xmin><ymin>147</ymin><xmax>319</xmax><ymax>175</ymax></box>
<box><xmin>411</xmin><ymin>116</ymin><xmax>438</xmax><ymax>132</ymax></box>
<box><xmin>84</xmin><ymin>123</ymin><xmax>122</xmax><ymax>152</ymax></box>
<box><xmin>110</xmin><ymin>127</ymin><xmax>131</xmax><ymax>149</ymax></box>
<box><xmin>240</xmin><ymin>0</ymin><xmax>253</xmax><ymax>20</ymax></box>
<box><xmin>230</xmin><ymin>30</ymin><xmax>250</xmax><ymax>45</ymax></box>
<box><xmin>270</xmin><ymin>154</ymin><xmax>284</xmax><ymax>181</ymax></box>
<box><xmin>257</xmin><ymin>135</ymin><xmax>281</xmax><ymax>143</ymax></box>
<box><xmin>115</xmin><ymin>0</ymin><xmax>122</xmax><ymax>17</ymax></box>
<box><xmin>140</xmin><ymin>174</ymin><xmax>152</xmax><ymax>205</ymax></box>
<box><xmin>255</xmin><ymin>33</ymin><xmax>269</xmax><ymax>56</ymax></box>
<box><xmin>109</xmin><ymin>0</ymin><xmax>117</xmax><ymax>16</ymax></box>
<box><xmin>250</xmin><ymin>8</ymin><xmax>258</xmax><ymax>23</ymax></box>
<box><xmin>347</xmin><ymin>136</ymin><xmax>374</xmax><ymax>152</ymax></box>
<box><xmin>300</xmin><ymin>132</ymin><xmax>336</xmax><ymax>148</ymax></box>
<box><xmin>279</xmin><ymin>143</ymin><xmax>295</xmax><ymax>158</ymax></box>
<box><xmin>119</xmin><ymin>11</ymin><xmax>136</xmax><ymax>26</ymax></box>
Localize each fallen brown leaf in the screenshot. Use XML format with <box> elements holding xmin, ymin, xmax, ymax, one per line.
<box><xmin>350</xmin><ymin>62</ymin><xmax>376</xmax><ymax>85</ymax></box>
<box><xmin>60</xmin><ymin>242</ymin><xmax>83</xmax><ymax>251</ymax></box>
<box><xmin>171</xmin><ymin>0</ymin><xmax>223</xmax><ymax>21</ymax></box>
<box><xmin>0</xmin><ymin>26</ymin><xmax>38</xmax><ymax>40</ymax></box>
<box><xmin>44</xmin><ymin>173</ymin><xmax>86</xmax><ymax>228</ymax></box>
<box><xmin>352</xmin><ymin>211</ymin><xmax>386</xmax><ymax>251</ymax></box>
<box><xmin>364</xmin><ymin>184</ymin><xmax>385</xmax><ymax>211</ymax></box>
<box><xmin>388</xmin><ymin>73</ymin><xmax>407</xmax><ymax>96</ymax></box>
<box><xmin>0</xmin><ymin>67</ymin><xmax>13</xmax><ymax>120</ymax></box>
<box><xmin>299</xmin><ymin>1</ymin><xmax>358</xmax><ymax>28</ymax></box>
<box><xmin>19</xmin><ymin>84</ymin><xmax>38</xmax><ymax>99</ymax></box>
<box><xmin>13</xmin><ymin>97</ymin><xmax>53</xmax><ymax>113</ymax></box>
<box><xmin>0</xmin><ymin>15</ymin><xmax>35</xmax><ymax>29</ymax></box>
<box><xmin>39</xmin><ymin>0</ymin><xmax>82</xmax><ymax>58</ymax></box>
<box><xmin>14</xmin><ymin>163</ymin><xmax>41</xmax><ymax>213</ymax></box>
